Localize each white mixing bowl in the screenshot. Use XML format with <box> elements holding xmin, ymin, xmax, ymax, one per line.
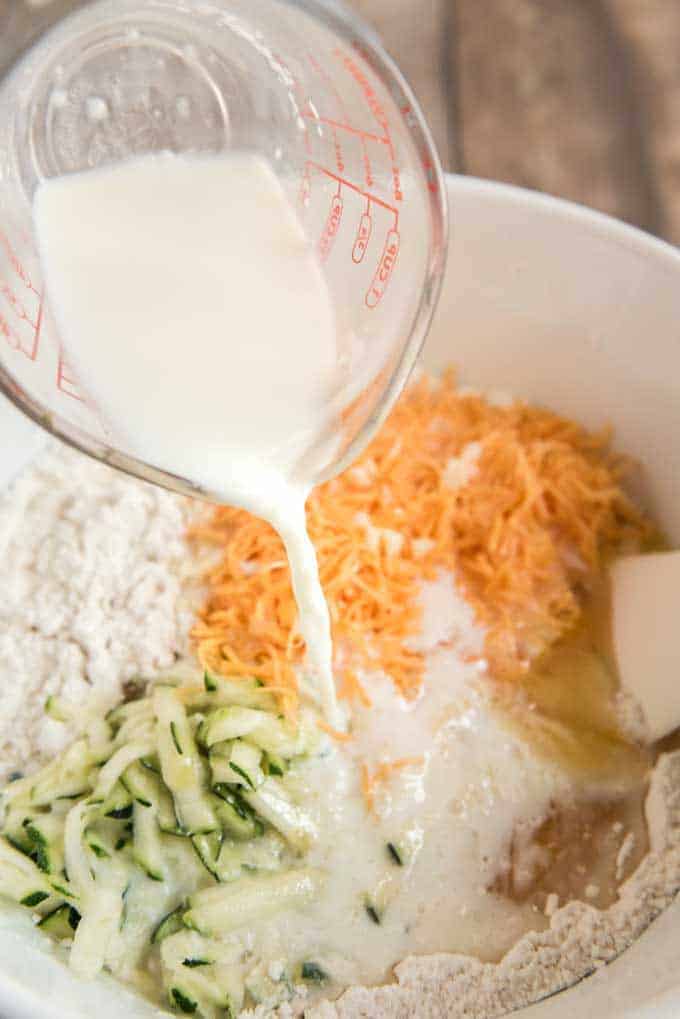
<box><xmin>1</xmin><ymin>174</ymin><xmax>680</xmax><ymax>1017</ymax></box>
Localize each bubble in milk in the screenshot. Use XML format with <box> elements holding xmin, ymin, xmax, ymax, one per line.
<box><xmin>175</xmin><ymin>96</ymin><xmax>192</xmax><ymax>119</ymax></box>
<box><xmin>183</xmin><ymin>44</ymin><xmax>198</xmax><ymax>61</ymax></box>
<box><xmin>51</xmin><ymin>88</ymin><xmax>68</xmax><ymax>109</ymax></box>
<box><xmin>86</xmin><ymin>96</ymin><xmax>110</xmax><ymax>122</ymax></box>
<box><xmin>127</xmin><ymin>28</ymin><xmax>141</xmax><ymax>42</ymax></box>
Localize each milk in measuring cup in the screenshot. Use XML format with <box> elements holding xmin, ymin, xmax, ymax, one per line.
<box><xmin>33</xmin><ymin>152</ymin><xmax>340</xmax><ymax>723</ymax></box>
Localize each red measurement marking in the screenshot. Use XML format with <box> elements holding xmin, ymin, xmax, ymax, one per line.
<box><xmin>57</xmin><ymin>351</ymin><xmax>84</xmax><ymax>402</ymax></box>
<box><xmin>332</xmin><ymin>132</ymin><xmax>345</xmax><ymax>174</ymax></box>
<box><xmin>308</xmin><ymin>53</ymin><xmax>350</xmax><ymax>119</ymax></box>
<box><xmin>301</xmin><ymin>112</ymin><xmax>387</xmax><ymax>145</ymax></box>
<box><xmin>307</xmin><ymin>53</ymin><xmax>375</xmax><ymax>189</ymax></box>
<box><xmin>422</xmin><ymin>155</ymin><xmax>439</xmax><ymax>194</ymax></box>
<box><xmin>400</xmin><ymin>102</ymin><xmax>418</xmax><ymax>130</ymax></box>
<box><xmin>335</xmin><ymin>49</ymin><xmax>389</xmax><ymax>134</ymax></box>
<box><xmin>366</xmin><ymin>229</ymin><xmax>400</xmax><ymax>309</ymax></box>
<box><xmin>352</xmin><ymin>211</ymin><xmax>372</xmax><ymax>264</ymax></box>
<box><xmin>0</xmin><ymin>309</ymin><xmax>20</xmax><ymax>351</ymax></box>
<box><xmin>30</xmin><ymin>296</ymin><xmax>43</xmax><ymax>361</ymax></box>
<box><xmin>306</xmin><ymin>162</ymin><xmax>399</xmax><ymax>223</ymax></box>
<box><xmin>0</xmin><ymin>279</ymin><xmax>38</xmax><ymax>332</ymax></box>
<box><xmin>318</xmin><ymin>194</ymin><xmax>344</xmax><ymax>262</ymax></box>
<box><xmin>0</xmin><ymin>284</ymin><xmax>41</xmax><ymax>359</ymax></box>
<box><xmin>0</xmin><ymin>230</ymin><xmax>39</xmax><ymax>296</ymax></box>
<box><xmin>305</xmin><ymin>109</ymin><xmax>346</xmax><ymax>174</ymax></box>
<box><xmin>334</xmin><ymin>49</ymin><xmax>403</xmax><ymax>202</ymax></box>
<box><xmin>360</xmin><ymin>144</ymin><xmax>375</xmax><ymax>189</ymax></box>
<box><xmin>299</xmin><ymin>168</ymin><xmax>312</xmax><ymax>208</ymax></box>
<box><xmin>384</xmin><ymin>133</ymin><xmax>403</xmax><ymax>202</ymax></box>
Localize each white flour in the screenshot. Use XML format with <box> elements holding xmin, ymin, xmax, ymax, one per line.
<box><xmin>0</xmin><ymin>441</ymin><xmax>193</xmax><ymax>781</ymax></box>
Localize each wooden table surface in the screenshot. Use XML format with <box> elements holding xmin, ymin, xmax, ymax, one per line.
<box><xmin>3</xmin><ymin>0</ymin><xmax>680</xmax><ymax>244</ymax></box>
<box><xmin>352</xmin><ymin>0</ymin><xmax>680</xmax><ymax>245</ymax></box>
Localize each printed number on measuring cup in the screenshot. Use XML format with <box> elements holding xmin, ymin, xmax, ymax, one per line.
<box><xmin>366</xmin><ymin>231</ymin><xmax>400</xmax><ymax>309</ymax></box>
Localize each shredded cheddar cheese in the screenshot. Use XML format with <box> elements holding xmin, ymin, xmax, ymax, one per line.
<box><xmin>190</xmin><ymin>371</ymin><xmax>652</xmax><ymax>715</ymax></box>
<box><xmin>361</xmin><ymin>757</ymin><xmax>425</xmax><ymax>815</ymax></box>
<box><xmin>317</xmin><ymin>718</ymin><xmax>354</xmax><ymax>743</ymax></box>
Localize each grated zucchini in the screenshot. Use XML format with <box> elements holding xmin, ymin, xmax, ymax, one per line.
<box><xmin>244</xmin><ymin>778</ymin><xmax>317</xmax><ymax>852</ymax></box>
<box><xmin>92</xmin><ymin>741</ymin><xmax>155</xmax><ymax>802</ymax></box>
<box><xmin>30</xmin><ymin>740</ymin><xmax>95</xmax><ymax>806</ymax></box>
<box><xmin>189</xmin><ymin>672</ymin><xmax>277</xmax><ymax>713</ymax></box>
<box><xmin>24</xmin><ymin>814</ymin><xmax>66</xmax><ymax>875</ymax></box>
<box><xmin>2</xmin><ymin>664</ymin><xmax>326</xmax><ymax>1013</ymax></box>
<box><xmin>123</xmin><ymin>760</ymin><xmax>178</xmax><ymax>833</ymax></box>
<box><xmin>212</xmin><ymin>788</ymin><xmax>262</xmax><ymax>841</ymax></box>
<box><xmin>39</xmin><ymin>903</ymin><xmax>81</xmax><ymax>939</ymax></box>
<box><xmin>301</xmin><ymin>961</ymin><xmax>328</xmax><ymax>984</ymax></box>
<box><xmin>183</xmin><ymin>868</ymin><xmax>323</xmax><ymax>936</ymax></box>
<box><xmin>44</xmin><ymin>695</ymin><xmax>71</xmax><ymax>723</ymax></box>
<box><xmin>152</xmin><ymin>905</ymin><xmax>186</xmax><ymax>944</ymax></box>
<box><xmin>154</xmin><ymin>688</ymin><xmax>218</xmax><ymax>836</ymax></box>
<box><xmin>0</xmin><ymin>838</ymin><xmax>55</xmax><ymax>909</ymax></box>
<box><xmin>209</xmin><ymin>741</ymin><xmax>264</xmax><ymax>792</ymax></box>
<box><xmin>199</xmin><ymin>707</ymin><xmax>269</xmax><ymax>748</ymax></box>
<box><xmin>132</xmin><ymin>801</ymin><xmax>165</xmax><ymax>881</ymax></box>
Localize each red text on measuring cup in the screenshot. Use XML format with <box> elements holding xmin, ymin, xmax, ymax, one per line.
<box><xmin>352</xmin><ymin>213</ymin><xmax>372</xmax><ymax>264</ymax></box>
<box><xmin>318</xmin><ymin>194</ymin><xmax>343</xmax><ymax>262</ymax></box>
<box><xmin>366</xmin><ymin>230</ymin><xmax>400</xmax><ymax>308</ymax></box>
<box><xmin>0</xmin><ymin>227</ymin><xmax>43</xmax><ymax>361</ymax></box>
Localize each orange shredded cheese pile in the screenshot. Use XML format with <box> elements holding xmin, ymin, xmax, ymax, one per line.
<box><xmin>190</xmin><ymin>371</ymin><xmax>651</xmax><ymax>716</ymax></box>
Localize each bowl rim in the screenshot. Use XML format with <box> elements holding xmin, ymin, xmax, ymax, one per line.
<box><xmin>446</xmin><ymin>172</ymin><xmax>680</xmax><ymax>271</ymax></box>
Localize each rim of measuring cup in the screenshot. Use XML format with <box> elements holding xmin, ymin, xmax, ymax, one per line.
<box><xmin>0</xmin><ymin>0</ymin><xmax>449</xmax><ymax>502</ymax></box>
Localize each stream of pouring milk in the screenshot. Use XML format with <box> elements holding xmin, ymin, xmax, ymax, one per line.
<box><xmin>33</xmin><ymin>152</ymin><xmax>340</xmax><ymax>723</ymax></box>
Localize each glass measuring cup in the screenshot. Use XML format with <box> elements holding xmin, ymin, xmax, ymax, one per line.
<box><xmin>0</xmin><ymin>0</ymin><xmax>447</xmax><ymax>500</ymax></box>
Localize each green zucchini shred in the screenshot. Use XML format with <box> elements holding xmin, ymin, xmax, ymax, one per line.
<box><xmin>21</xmin><ymin>890</ymin><xmax>50</xmax><ymax>908</ymax></box>
<box><xmin>263</xmin><ymin>753</ymin><xmax>286</xmax><ymax>777</ymax></box>
<box><xmin>152</xmin><ymin>906</ymin><xmax>186</xmax><ymax>944</ymax></box>
<box><xmin>170</xmin><ymin>987</ymin><xmax>198</xmax><ymax>1014</ymax></box>
<box><xmin>170</xmin><ymin>721</ymin><xmax>184</xmax><ymax>756</ymax></box>
<box><xmin>38</xmin><ymin>904</ymin><xmax>81</xmax><ymax>939</ymax></box>
<box><xmin>301</xmin><ymin>961</ymin><xmax>328</xmax><ymax>984</ymax></box>
<box><xmin>228</xmin><ymin>762</ymin><xmax>256</xmax><ymax>791</ymax></box>
<box><xmin>387</xmin><ymin>842</ymin><xmax>404</xmax><ymax>866</ymax></box>
<box><xmin>365</xmin><ymin>900</ymin><xmax>381</xmax><ymax>925</ymax></box>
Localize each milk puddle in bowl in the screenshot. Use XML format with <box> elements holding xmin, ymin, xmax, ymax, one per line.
<box><xmin>0</xmin><ymin>156</ymin><xmax>679</xmax><ymax>1018</ymax></box>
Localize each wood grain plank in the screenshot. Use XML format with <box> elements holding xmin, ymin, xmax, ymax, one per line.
<box><xmin>605</xmin><ymin>0</ymin><xmax>680</xmax><ymax>243</ymax></box>
<box><xmin>453</xmin><ymin>0</ymin><xmax>664</xmax><ymax>234</ymax></box>
<box><xmin>349</xmin><ymin>0</ymin><xmax>455</xmax><ymax>169</ymax></box>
